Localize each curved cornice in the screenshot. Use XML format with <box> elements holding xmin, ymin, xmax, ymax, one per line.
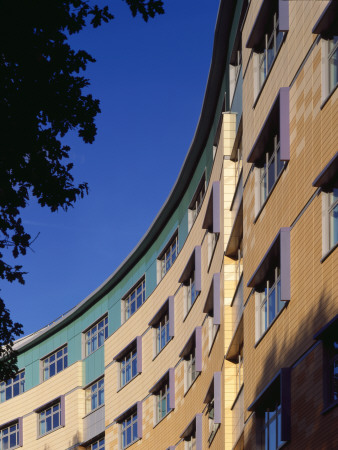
<box><xmin>15</xmin><ymin>0</ymin><xmax>236</xmax><ymax>352</ymax></box>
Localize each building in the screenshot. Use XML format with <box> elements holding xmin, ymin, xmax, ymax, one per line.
<box><xmin>0</xmin><ymin>0</ymin><xmax>337</xmax><ymax>448</ymax></box>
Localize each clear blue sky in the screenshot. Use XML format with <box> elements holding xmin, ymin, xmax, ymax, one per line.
<box><xmin>3</xmin><ymin>0</ymin><xmax>220</xmax><ymax>336</ymax></box>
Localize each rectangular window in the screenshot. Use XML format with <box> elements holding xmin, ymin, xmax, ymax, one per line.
<box><xmin>155</xmin><ymin>382</ymin><xmax>170</xmax><ymax>423</ymax></box>
<box><xmin>123</xmin><ymin>278</ymin><xmax>145</xmax><ymax>321</ymax></box>
<box><xmin>42</xmin><ymin>346</ymin><xmax>68</xmax><ymax>381</ymax></box>
<box><xmin>188</xmin><ymin>173</ymin><xmax>206</xmax><ymax>230</ymax></box>
<box><xmin>87</xmin><ymin>437</ymin><xmax>105</xmax><ymax>449</ymax></box>
<box><xmin>259</xmin><ymin>135</ymin><xmax>284</xmax><ymax>206</ymax></box>
<box><xmin>259</xmin><ymin>267</ymin><xmax>283</xmax><ymax>336</ymax></box>
<box><xmin>207</xmin><ymin>399</ymin><xmax>218</xmax><ymax>444</ymax></box>
<box><xmin>185</xmin><ymin>434</ymin><xmax>196</xmax><ymax>450</ymax></box>
<box><xmin>328</xmin><ymin>189</ymin><xmax>338</xmax><ymax>250</ymax></box>
<box><xmin>158</xmin><ymin>233</ymin><xmax>178</xmax><ymax>280</ymax></box>
<box><xmin>328</xmin><ymin>37</ymin><xmax>338</xmax><ymax>94</ymax></box>
<box><xmin>257</xmin><ymin>12</ymin><xmax>283</xmax><ymax>90</ymax></box>
<box><xmin>0</xmin><ymin>370</ymin><xmax>25</xmax><ymax>403</ymax></box>
<box><xmin>261</xmin><ymin>403</ymin><xmax>283</xmax><ymax>450</ymax></box>
<box><xmin>156</xmin><ymin>313</ymin><xmax>170</xmax><ymax>355</ymax></box>
<box><xmin>186</xmin><ymin>271</ymin><xmax>197</xmax><ymax>312</ymax></box>
<box><xmin>39</xmin><ymin>402</ymin><xmax>61</xmax><ymax>436</ymax></box>
<box><xmin>85</xmin><ymin>316</ymin><xmax>108</xmax><ymax>357</ymax></box>
<box><xmin>0</xmin><ymin>421</ymin><xmax>20</xmax><ymax>450</ymax></box>
<box><xmin>85</xmin><ymin>378</ymin><xmax>104</xmax><ymax>414</ymax></box>
<box><xmin>120</xmin><ymin>347</ymin><xmax>137</xmax><ymax>388</ymax></box>
<box><xmin>185</xmin><ymin>349</ymin><xmax>197</xmax><ymax>391</ymax></box>
<box><xmin>121</xmin><ymin>411</ymin><xmax>138</xmax><ymax>449</ymax></box>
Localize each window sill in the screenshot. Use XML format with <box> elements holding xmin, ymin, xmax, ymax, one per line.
<box><xmin>153</xmin><ymin>409</ymin><xmax>173</xmax><ymax>428</ymax></box>
<box><xmin>122</xmin><ymin>437</ymin><xmax>141</xmax><ymax>450</ymax></box>
<box><xmin>253</xmin><ymin>165</ymin><xmax>286</xmax><ymax>224</ymax></box>
<box><xmin>184</xmin><ymin>372</ymin><xmax>201</xmax><ymax>397</ymax></box>
<box><xmin>254</xmin><ymin>303</ymin><xmax>288</xmax><ymax>349</ymax></box>
<box><xmin>183</xmin><ymin>293</ymin><xmax>200</xmax><ymax>322</ymax></box>
<box><xmin>152</xmin><ymin>337</ymin><xmax>173</xmax><ymax>361</ymax></box>
<box><xmin>320</xmin><ymin>242</ymin><xmax>338</xmax><ymax>263</ymax></box>
<box><xmin>83</xmin><ymin>403</ymin><xmax>104</xmax><ymax>419</ymax></box>
<box><xmin>253</xmin><ymin>34</ymin><xmax>286</xmax><ymax>109</ymax></box>
<box><xmin>38</xmin><ymin>425</ymin><xmax>64</xmax><ymax>439</ymax></box>
<box><xmin>321</xmin><ymin>399</ymin><xmax>338</xmax><ymax>415</ymax></box>
<box><xmin>230</xmin><ymin>384</ymin><xmax>244</xmax><ymax>411</ymax></box>
<box><xmin>117</xmin><ymin>372</ymin><xmax>140</xmax><ymax>393</ymax></box>
<box><xmin>320</xmin><ymin>83</ymin><xmax>338</xmax><ymax>110</ymax></box>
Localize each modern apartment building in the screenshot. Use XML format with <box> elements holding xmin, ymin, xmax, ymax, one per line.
<box><xmin>0</xmin><ymin>0</ymin><xmax>337</xmax><ymax>449</ymax></box>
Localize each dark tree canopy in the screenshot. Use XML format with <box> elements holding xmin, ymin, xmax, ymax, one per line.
<box><xmin>0</xmin><ymin>0</ymin><xmax>164</xmax><ymax>380</ymax></box>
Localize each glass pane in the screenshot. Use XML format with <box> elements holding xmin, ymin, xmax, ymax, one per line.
<box><xmin>328</xmin><ymin>38</ymin><xmax>338</xmax><ymax>92</ymax></box>
<box><xmin>276</xmin><ymin>30</ymin><xmax>283</xmax><ymax>52</ymax></box>
<box><xmin>98</xmin><ymin>329</ymin><xmax>104</xmax><ymax>347</ymax></box>
<box><xmin>13</xmin><ymin>382</ymin><xmax>19</xmax><ymax>397</ymax></box>
<box><xmin>126</xmin><ymin>362</ymin><xmax>131</xmax><ymax>382</ymax></box>
<box><xmin>92</xmin><ymin>335</ymin><xmax>97</xmax><ymax>352</ymax></box>
<box><xmin>137</xmin><ymin>293</ymin><xmax>142</xmax><ymax>308</ymax></box>
<box><xmin>10</xmin><ymin>432</ymin><xmax>17</xmax><ymax>448</ymax></box>
<box><xmin>268</xmin><ymin>286</ymin><xmax>276</xmax><ymax>325</ymax></box>
<box><xmin>133</xmin><ymin>420</ymin><xmax>138</xmax><ymax>440</ymax></box>
<box><xmin>46</xmin><ymin>415</ymin><xmax>52</xmax><ymax>432</ymax></box>
<box><xmin>53</xmin><ymin>411</ymin><xmax>60</xmax><ymax>429</ymax></box>
<box><xmin>329</xmin><ymin>203</ymin><xmax>338</xmax><ymax>249</ymax></box>
<box><xmin>268</xmin><ymin>155</ymin><xmax>275</xmax><ymax>193</ymax></box>
<box><xmin>132</xmin><ymin>356</ymin><xmax>137</xmax><ymax>377</ymax></box>
<box><xmin>126</xmin><ymin>425</ymin><xmax>131</xmax><ymax>445</ymax></box>
<box><xmin>50</xmin><ymin>362</ymin><xmax>55</xmax><ymax>378</ymax></box>
<box><xmin>99</xmin><ymin>387</ymin><xmax>104</xmax><ymax>406</ymax></box>
<box><xmin>131</xmin><ymin>301</ymin><xmax>136</xmax><ymax>315</ymax></box>
<box><xmin>57</xmin><ymin>358</ymin><xmax>63</xmax><ymax>373</ymax></box>
<box><xmin>40</xmin><ymin>420</ymin><xmax>46</xmax><ymax>436</ymax></box>
<box><xmin>269</xmin><ymin>415</ymin><xmax>276</xmax><ymax>449</ymax></box>
<box><xmin>261</xmin><ymin>169</ymin><xmax>267</xmax><ymax>204</ymax></box>
<box><xmin>64</xmin><ymin>355</ymin><xmax>68</xmax><ymax>369</ymax></box>
<box><xmin>57</xmin><ymin>349</ymin><xmax>62</xmax><ymax>358</ymax></box>
<box><xmin>50</xmin><ymin>354</ymin><xmax>55</xmax><ymax>362</ymax></box>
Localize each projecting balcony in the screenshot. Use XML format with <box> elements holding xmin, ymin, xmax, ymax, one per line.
<box><xmin>231</xmin><ymin>275</ymin><xmax>244</xmax><ymax>332</ymax></box>
<box><xmin>225</xmin><ymin>171</ymin><xmax>243</xmax><ymax>260</ymax></box>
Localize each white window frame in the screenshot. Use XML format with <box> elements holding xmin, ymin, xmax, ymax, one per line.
<box><xmin>207</xmin><ymin>231</ymin><xmax>218</xmax><ymax>267</ymax></box>
<box><xmin>0</xmin><ymin>370</ymin><xmax>25</xmax><ymax>403</ymax></box>
<box><xmin>85</xmin><ymin>378</ymin><xmax>104</xmax><ymax>414</ymax></box>
<box><xmin>38</xmin><ymin>402</ymin><xmax>62</xmax><ymax>437</ymax></box>
<box><xmin>119</xmin><ymin>347</ymin><xmax>137</xmax><ymax>389</ymax></box>
<box><xmin>158</xmin><ymin>233</ymin><xmax>178</xmax><ymax>281</ymax></box>
<box><xmin>185</xmin><ymin>349</ymin><xmax>197</xmax><ymax>392</ymax></box>
<box><xmin>207</xmin><ymin>399</ymin><xmax>218</xmax><ymax>444</ymax></box>
<box><xmin>42</xmin><ymin>345</ymin><xmax>68</xmax><ymax>381</ymax></box>
<box><xmin>0</xmin><ymin>421</ymin><xmax>19</xmax><ymax>450</ymax></box>
<box><xmin>155</xmin><ymin>313</ymin><xmax>170</xmax><ymax>355</ymax></box>
<box><xmin>256</xmin><ymin>267</ymin><xmax>283</xmax><ymax>339</ymax></box>
<box><xmin>84</xmin><ymin>316</ymin><xmax>108</xmax><ymax>357</ymax></box>
<box><xmin>322</xmin><ymin>189</ymin><xmax>338</xmax><ymax>256</ymax></box>
<box><xmin>188</xmin><ymin>173</ymin><xmax>206</xmax><ymax>231</ymax></box>
<box><xmin>185</xmin><ymin>271</ymin><xmax>197</xmax><ymax>314</ymax></box>
<box><xmin>122</xmin><ymin>278</ymin><xmax>146</xmax><ymax>322</ymax></box>
<box><xmin>121</xmin><ymin>411</ymin><xmax>138</xmax><ymax>449</ymax></box>
<box><xmin>87</xmin><ymin>437</ymin><xmax>105</xmax><ymax>450</ymax></box>
<box><xmin>260</xmin><ymin>403</ymin><xmax>284</xmax><ymax>450</ymax></box>
<box><xmin>254</xmin><ymin>11</ymin><xmax>284</xmax><ymax>97</ymax></box>
<box><xmin>155</xmin><ymin>382</ymin><xmax>170</xmax><ymax>424</ymax></box>
<box><xmin>321</xmin><ymin>36</ymin><xmax>338</xmax><ymax>103</ymax></box>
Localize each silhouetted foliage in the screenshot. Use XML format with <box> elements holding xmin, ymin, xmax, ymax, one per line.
<box><xmin>0</xmin><ymin>0</ymin><xmax>164</xmax><ymax>380</ymax></box>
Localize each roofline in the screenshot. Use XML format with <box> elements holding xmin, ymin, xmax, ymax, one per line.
<box><xmin>15</xmin><ymin>0</ymin><xmax>236</xmax><ymax>352</ymax></box>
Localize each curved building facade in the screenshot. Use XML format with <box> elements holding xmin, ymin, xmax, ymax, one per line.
<box><xmin>1</xmin><ymin>1</ymin><xmax>337</xmax><ymax>449</ymax></box>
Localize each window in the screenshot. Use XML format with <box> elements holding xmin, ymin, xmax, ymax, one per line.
<box><xmin>312</xmin><ymin>1</ymin><xmax>338</xmax><ymax>101</ymax></box>
<box><xmin>180</xmin><ymin>414</ymin><xmax>202</xmax><ymax>450</ymax></box>
<box><xmin>204</xmin><ymin>372</ymin><xmax>221</xmax><ymax>444</ymax></box>
<box><xmin>85</xmin><ymin>378</ymin><xmax>104</xmax><ymax>413</ymax></box>
<box><xmin>158</xmin><ymin>232</ymin><xmax>178</xmax><ymax>280</ymax></box>
<box><xmin>188</xmin><ymin>173</ymin><xmax>206</xmax><ymax>230</ymax></box>
<box><xmin>314</xmin><ymin>315</ymin><xmax>338</xmax><ymax>410</ymax></box>
<box><xmin>258</xmin><ymin>266</ymin><xmax>283</xmax><ymax>336</ymax></box>
<box><xmin>0</xmin><ymin>421</ymin><xmax>21</xmax><ymax>450</ymax></box>
<box><xmin>236</xmin><ymin>346</ymin><xmax>244</xmax><ymax>395</ymax></box>
<box><xmin>0</xmin><ymin>370</ymin><xmax>25</xmax><ymax>403</ymax></box>
<box><xmin>115</xmin><ymin>402</ymin><xmax>142</xmax><ymax>449</ymax></box>
<box><xmin>38</xmin><ymin>401</ymin><xmax>62</xmax><ymax>436</ymax></box>
<box><xmin>120</xmin><ymin>347</ymin><xmax>137</xmax><ymax>388</ymax></box>
<box><xmin>248</xmin><ymin>369</ymin><xmax>291</xmax><ymax>449</ymax></box>
<box><xmin>113</xmin><ymin>337</ymin><xmax>142</xmax><ymax>389</ymax></box>
<box><xmin>180</xmin><ymin>327</ymin><xmax>202</xmax><ymax>393</ymax></box>
<box><xmin>204</xmin><ymin>273</ymin><xmax>221</xmax><ymax>351</ymax></box>
<box><xmin>42</xmin><ymin>346</ymin><xmax>68</xmax><ymax>380</ymax></box>
<box><xmin>246</xmin><ymin>0</ymin><xmax>288</xmax><ymax>97</ymax></box>
<box><xmin>328</xmin><ymin>189</ymin><xmax>338</xmax><ymax>249</ymax></box>
<box><xmin>122</xmin><ymin>278</ymin><xmax>145</xmax><ymax>322</ymax></box>
<box><xmin>248</xmin><ymin>228</ymin><xmax>290</xmax><ymax>341</ymax></box>
<box><xmin>87</xmin><ymin>437</ymin><xmax>105</xmax><ymax>449</ymax></box>
<box><xmin>149</xmin><ymin>296</ymin><xmax>174</xmax><ymax>357</ymax></box>
<box><xmin>312</xmin><ymin>152</ymin><xmax>338</xmax><ymax>257</ymax></box>
<box><xmin>85</xmin><ymin>316</ymin><xmax>108</xmax><ymax>357</ymax></box>
<box><xmin>179</xmin><ymin>247</ymin><xmax>201</xmax><ymax>317</ymax></box>
<box><xmin>256</xmin><ymin>12</ymin><xmax>283</xmax><ymax>90</ymax></box>
<box><xmin>258</xmin><ymin>135</ymin><xmax>284</xmax><ymax>206</ymax></box>
<box><xmin>150</xmin><ymin>369</ymin><xmax>175</xmax><ymax>425</ymax></box>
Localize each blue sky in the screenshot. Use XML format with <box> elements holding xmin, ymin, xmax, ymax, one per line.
<box><xmin>3</xmin><ymin>0</ymin><xmax>220</xmax><ymax>336</ymax></box>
